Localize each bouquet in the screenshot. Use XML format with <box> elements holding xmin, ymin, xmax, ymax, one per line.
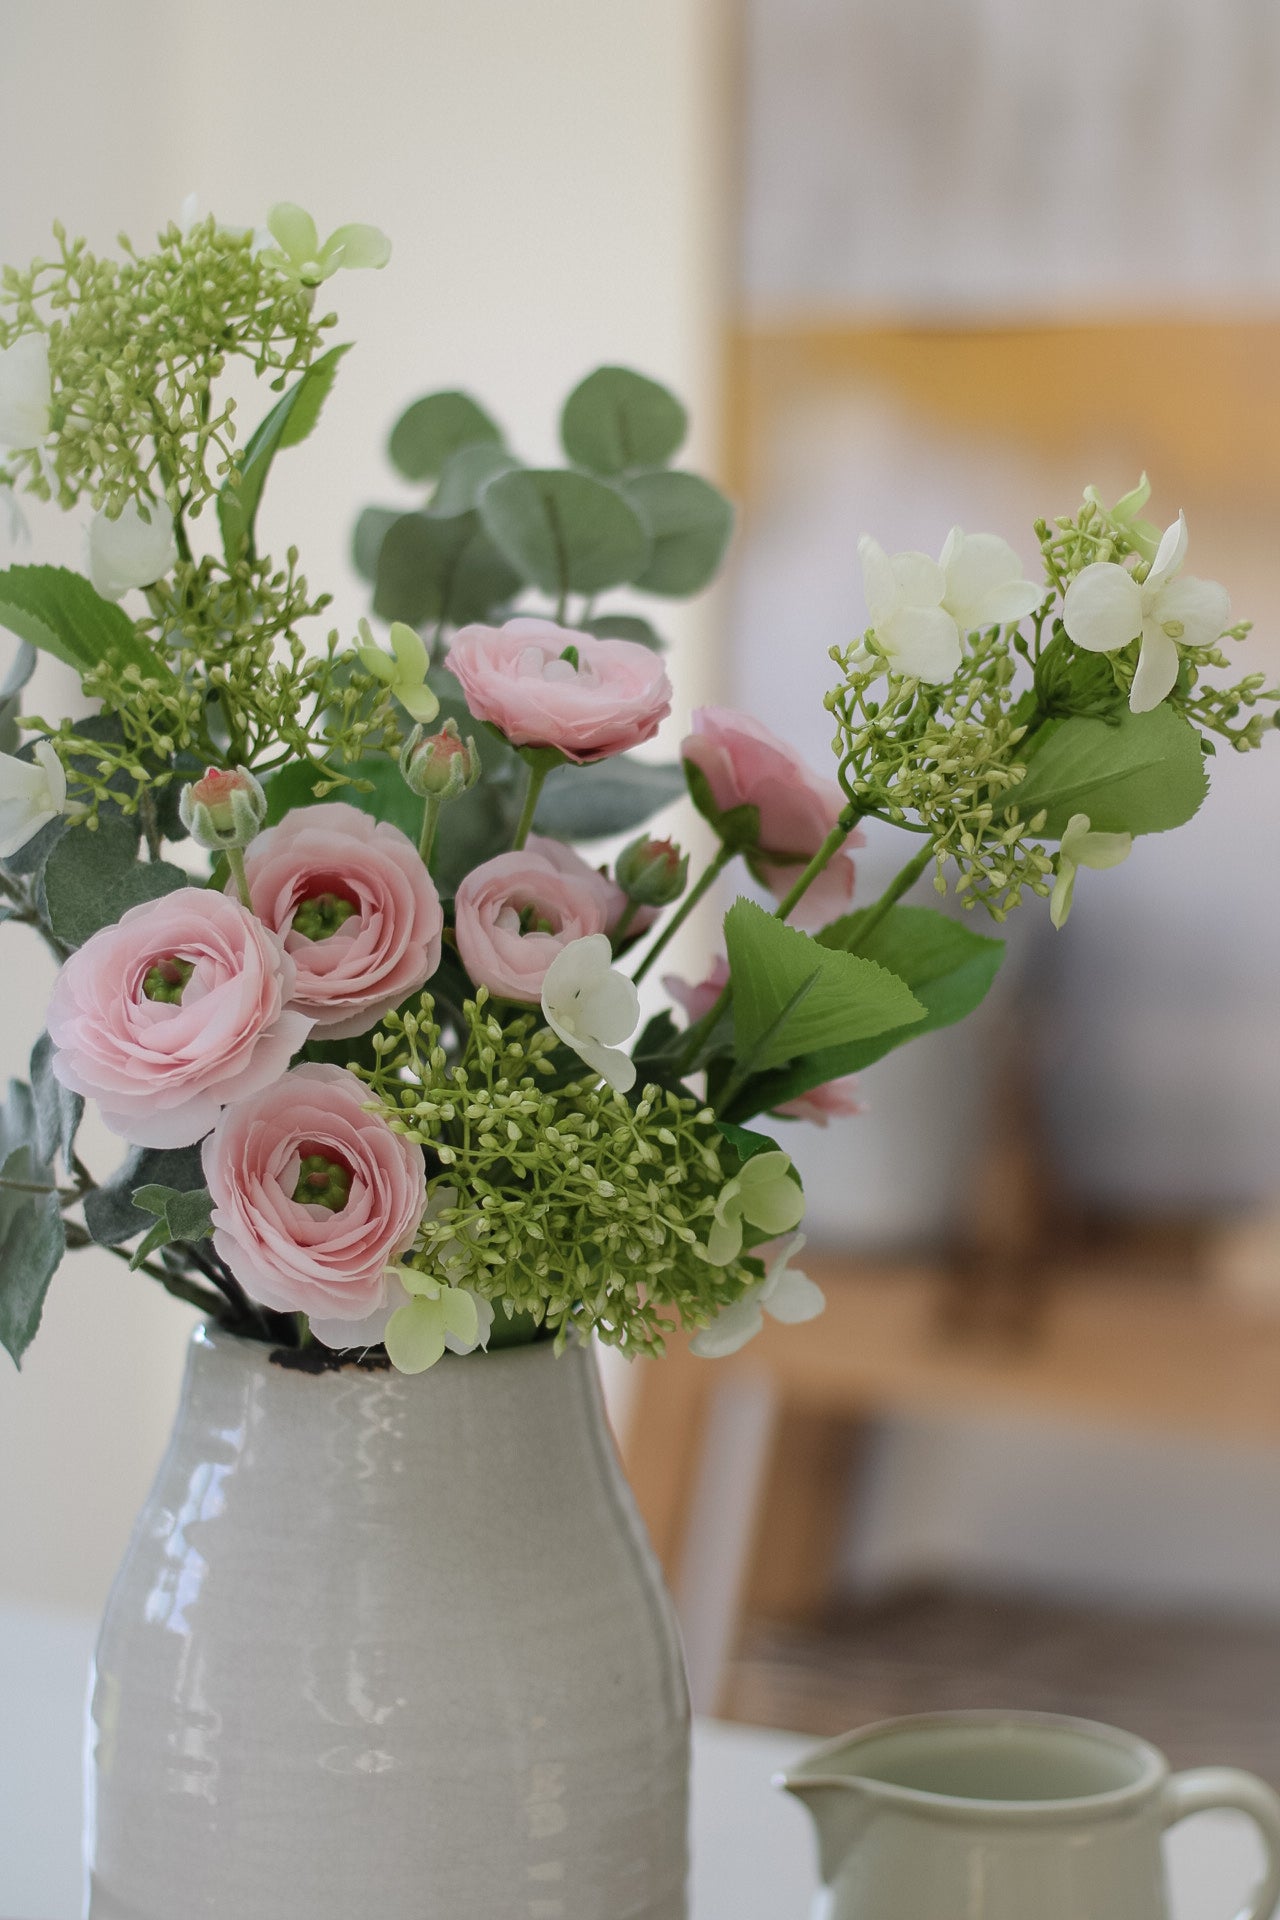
<box><xmin>0</xmin><ymin>205</ymin><xmax>1273</xmax><ymax>1378</ymax></box>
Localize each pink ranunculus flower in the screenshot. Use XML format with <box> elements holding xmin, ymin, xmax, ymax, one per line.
<box><xmin>664</xmin><ymin>954</ymin><xmax>730</xmax><ymax>1026</ymax></box>
<box><xmin>454</xmin><ymin>843</ymin><xmax>614</xmax><ymax>1003</ymax></box>
<box><xmin>681</xmin><ymin>707</ymin><xmax>864</xmax><ymax>926</ymax></box>
<box><xmin>447</xmin><ymin>618</ymin><xmax>672</xmax><ymax>763</ymax></box>
<box><xmin>774</xmin><ymin>1075</ymin><xmax>862</xmax><ymax>1127</ymax></box>
<box><xmin>527</xmin><ymin>833</ymin><xmax>658</xmax><ymax>939</ymax></box>
<box><xmin>236</xmin><ymin>802</ymin><xmax>444</xmax><ymax>1040</ymax></box>
<box><xmin>202</xmin><ymin>1063</ymin><xmax>427</xmax><ymax>1323</ymax></box>
<box><xmin>47</xmin><ymin>888</ymin><xmax>311</xmax><ymax>1148</ymax></box>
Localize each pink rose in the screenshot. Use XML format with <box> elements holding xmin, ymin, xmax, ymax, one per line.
<box><xmin>454</xmin><ymin>843</ymin><xmax>613</xmax><ymax>1002</ymax></box>
<box><xmin>447</xmin><ymin>618</ymin><xmax>672</xmax><ymax>763</ymax></box>
<box><xmin>47</xmin><ymin>888</ymin><xmax>311</xmax><ymax>1148</ymax></box>
<box><xmin>682</xmin><ymin>707</ymin><xmax>863</xmax><ymax>926</ymax></box>
<box><xmin>236</xmin><ymin>802</ymin><xmax>444</xmax><ymax>1040</ymax></box>
<box><xmin>774</xmin><ymin>1075</ymin><xmax>862</xmax><ymax>1126</ymax></box>
<box><xmin>527</xmin><ymin>833</ymin><xmax>657</xmax><ymax>939</ymax></box>
<box><xmin>664</xmin><ymin>954</ymin><xmax>730</xmax><ymax>1026</ymax></box>
<box><xmin>202</xmin><ymin>1064</ymin><xmax>426</xmax><ymax>1322</ymax></box>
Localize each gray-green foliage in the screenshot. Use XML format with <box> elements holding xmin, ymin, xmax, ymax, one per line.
<box><xmin>0</xmin><ymin>1080</ymin><xmax>64</xmax><ymax>1365</ymax></box>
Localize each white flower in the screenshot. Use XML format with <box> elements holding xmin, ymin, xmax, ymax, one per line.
<box><xmin>1049</xmin><ymin>811</ymin><xmax>1132</xmax><ymax>929</ymax></box>
<box><xmin>0</xmin><ymin>333</ymin><xmax>52</xmax><ymax>452</ymax></box>
<box><xmin>1082</xmin><ymin>473</ymin><xmax>1161</xmax><ymax>565</ymax></box>
<box><xmin>0</xmin><ymin>739</ymin><xmax>67</xmax><ymax>857</ymax></box>
<box><xmin>258</xmin><ymin>203</ymin><xmax>392</xmax><ymax>288</ymax></box>
<box><xmin>384</xmin><ymin>1268</ymin><xmax>493</xmax><ymax>1375</ymax></box>
<box><xmin>1062</xmin><ymin>512</ymin><xmax>1229</xmax><ymax>714</ymax></box>
<box><xmin>858</xmin><ymin>527</ymin><xmax>1042</xmax><ymax>683</ymax></box>
<box><xmin>691</xmin><ymin>1234</ymin><xmax>825</xmax><ymax>1358</ymax></box>
<box><xmin>540</xmin><ymin>933</ymin><xmax>640</xmax><ymax>1093</ymax></box>
<box><xmin>704</xmin><ymin>1149</ymin><xmax>805</xmax><ymax>1266</ymax></box>
<box><xmin>87</xmin><ymin>499</ymin><xmax>179</xmax><ymax>600</ymax></box>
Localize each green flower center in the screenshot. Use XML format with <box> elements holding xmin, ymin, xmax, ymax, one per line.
<box><xmin>292</xmin><ymin>891</ymin><xmax>359</xmax><ymax>941</ymax></box>
<box><xmin>291</xmin><ymin>1152</ymin><xmax>353</xmax><ymax>1213</ymax></box>
<box><xmin>518</xmin><ymin>904</ymin><xmax>556</xmax><ymax>936</ymax></box>
<box><xmin>142</xmin><ymin>955</ymin><xmax>195</xmax><ymax>1004</ymax></box>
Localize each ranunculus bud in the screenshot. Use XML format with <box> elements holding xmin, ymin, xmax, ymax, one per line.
<box><xmin>178</xmin><ymin>765</ymin><xmax>268</xmax><ymax>850</ymax></box>
<box><xmin>400</xmin><ymin>718</ymin><xmax>480</xmax><ymax>801</ymax></box>
<box><xmin>615</xmin><ymin>835</ymin><xmax>688</xmax><ymax>907</ymax></box>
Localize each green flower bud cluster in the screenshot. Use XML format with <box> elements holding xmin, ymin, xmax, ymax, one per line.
<box><xmin>615</xmin><ymin>835</ymin><xmax>688</xmax><ymax>907</ymax></box>
<box><xmin>359</xmin><ymin>993</ymin><xmax>762</xmax><ymax>1356</ymax></box>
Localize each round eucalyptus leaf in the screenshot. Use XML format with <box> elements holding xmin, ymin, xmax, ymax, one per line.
<box><xmin>582</xmin><ymin>613</ymin><xmax>665</xmax><ymax>651</ymax></box>
<box><xmin>479</xmin><ymin>468</ymin><xmax>651</xmax><ymax>596</ymax></box>
<box><xmin>430</xmin><ymin>442</ymin><xmax>520</xmax><ymax>516</ymax></box>
<box><xmin>372</xmin><ymin>512</ymin><xmax>477</xmax><ymax>627</ymax></box>
<box><xmin>388</xmin><ymin>392</ymin><xmax>503</xmax><ymax>483</ymax></box>
<box><xmin>561</xmin><ymin>366</ymin><xmax>688</xmax><ymax>476</ymax></box>
<box><xmin>351</xmin><ymin>506</ymin><xmax>399</xmax><ymax>584</ymax></box>
<box><xmin>624</xmin><ymin>470</ymin><xmax>735</xmax><ymax>597</ymax></box>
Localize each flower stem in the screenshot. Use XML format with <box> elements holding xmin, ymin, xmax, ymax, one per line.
<box><xmin>611</xmin><ymin>898</ymin><xmax>640</xmax><ymax>948</ymax></box>
<box><xmin>418</xmin><ymin>794</ymin><xmax>442</xmax><ymax>865</ymax></box>
<box><xmin>841</xmin><ymin>842</ymin><xmax>934</xmax><ymax>953</ymax></box>
<box><xmin>631</xmin><ymin>844</ymin><xmax>733</xmax><ymax>986</ymax></box>
<box><xmin>226</xmin><ymin>846</ymin><xmax>253</xmax><ymax>912</ymax></box>
<box><xmin>511</xmin><ymin>756</ymin><xmax>553</xmax><ymax>851</ymax></box>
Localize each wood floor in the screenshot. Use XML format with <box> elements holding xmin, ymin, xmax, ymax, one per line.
<box><xmin>721</xmin><ymin>1585</ymin><xmax>1280</xmax><ymax>1785</ymax></box>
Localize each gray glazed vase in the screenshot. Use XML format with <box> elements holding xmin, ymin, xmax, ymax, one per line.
<box><xmin>85</xmin><ymin>1323</ymin><xmax>690</xmax><ymax>1919</ymax></box>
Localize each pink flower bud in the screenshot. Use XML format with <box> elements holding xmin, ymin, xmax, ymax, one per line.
<box><xmin>400</xmin><ymin>718</ymin><xmax>480</xmax><ymax>800</ymax></box>
<box><xmin>179</xmin><ymin>765</ymin><xmax>267</xmax><ymax>851</ymax></box>
<box><xmin>615</xmin><ymin>835</ymin><xmax>688</xmax><ymax>906</ymax></box>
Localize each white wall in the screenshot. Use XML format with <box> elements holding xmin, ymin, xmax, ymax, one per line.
<box><xmin>0</xmin><ymin>0</ymin><xmax>730</xmax><ymax>1625</ymax></box>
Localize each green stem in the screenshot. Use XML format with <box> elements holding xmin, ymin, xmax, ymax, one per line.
<box><xmin>418</xmin><ymin>794</ymin><xmax>442</xmax><ymax>865</ymax></box>
<box><xmin>631</xmin><ymin>844</ymin><xmax>733</xmax><ymax>986</ymax></box>
<box><xmin>611</xmin><ymin>898</ymin><xmax>641</xmax><ymax>948</ymax></box>
<box><xmin>511</xmin><ymin>758</ymin><xmax>553</xmax><ymax>851</ymax></box>
<box><xmin>226</xmin><ymin>846</ymin><xmax>253</xmax><ymax>912</ymax></box>
<box><xmin>842</xmin><ymin>843</ymin><xmax>934</xmax><ymax>953</ymax></box>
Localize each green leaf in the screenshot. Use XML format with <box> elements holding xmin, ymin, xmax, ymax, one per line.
<box><xmin>389</xmin><ymin>392</ymin><xmax>503</xmax><ymax>483</ymax></box>
<box><xmin>83</xmin><ymin>1144</ymin><xmax>207</xmax><ymax>1246</ymax></box>
<box><xmin>714</xmin><ymin>1120</ymin><xmax>784</xmax><ymax>1168</ymax></box>
<box><xmin>218</xmin><ymin>343</ymin><xmax>351</xmax><ymax>562</ymax></box>
<box><xmin>371</xmin><ymin>509</ymin><xmax>523</xmax><ymax>630</ymax></box>
<box><xmin>129</xmin><ymin>1182</ymin><xmax>214</xmax><ymax>1268</ymax></box>
<box><xmin>479</xmin><ymin>469</ymin><xmax>651</xmax><ymax>596</ymax></box>
<box><xmin>430</xmin><ymin>441</ymin><xmax>520</xmax><ymax>515</ymax></box>
<box><xmin>352</xmin><ymin>506</ymin><xmax>400</xmax><ymax>583</ymax></box>
<box><xmin>29</xmin><ymin>1031</ymin><xmax>82</xmax><ymax>1174</ymax></box>
<box><xmin>0</xmin><ymin>566</ymin><xmax>175</xmax><ymax>685</ymax></box>
<box><xmin>263</xmin><ymin>754</ymin><xmax>422</xmax><ymax>843</ymax></box>
<box><xmin>43</xmin><ymin>814</ymin><xmax>188</xmax><ymax>948</ymax></box>
<box><xmin>534</xmin><ymin>757</ymin><xmax>685</xmax><ymax>840</ymax></box>
<box><xmin>560</xmin><ymin>367</ymin><xmax>687</xmax><ymax>476</ymax></box>
<box><xmin>623</xmin><ymin>470</ymin><xmax>735</xmax><ymax>597</ymax></box>
<box><xmin>724</xmin><ymin>898</ymin><xmax>925</xmax><ymax>1074</ymax></box>
<box><xmin>0</xmin><ymin>1143</ymin><xmax>64</xmax><ymax>1366</ymax></box>
<box><xmin>1008</xmin><ymin>705</ymin><xmax>1208</xmax><ymax>838</ymax></box>
<box><xmin>582</xmin><ymin>612</ymin><xmax>665</xmax><ymax>651</ymax></box>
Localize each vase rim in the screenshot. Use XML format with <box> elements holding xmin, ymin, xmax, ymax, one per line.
<box><xmin>190</xmin><ymin>1316</ymin><xmax>570</xmax><ymax>1378</ymax></box>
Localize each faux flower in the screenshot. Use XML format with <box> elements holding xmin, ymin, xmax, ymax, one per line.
<box><xmin>704</xmin><ymin>1149</ymin><xmax>805</xmax><ymax>1266</ymax></box>
<box><xmin>528</xmin><ymin>832</ymin><xmax>654</xmax><ymax>937</ymax></box>
<box><xmin>383</xmin><ymin>1266</ymin><xmax>494</xmax><ymax>1374</ymax></box>
<box><xmin>1049</xmin><ymin>812</ymin><xmax>1133</xmax><ymax>929</ymax></box>
<box><xmin>309</xmin><ymin>1184</ymin><xmax>490</xmax><ymax>1355</ymax></box>
<box><xmin>400</xmin><ymin>718</ymin><xmax>480</xmax><ymax>799</ymax></box>
<box><xmin>774</xmin><ymin>1075</ymin><xmax>861</xmax><ymax>1126</ymax></box>
<box><xmin>1062</xmin><ymin>512</ymin><xmax>1230</xmax><ymax>714</ymax></box>
<box><xmin>179</xmin><ymin>765</ymin><xmax>267</xmax><ymax>851</ymax></box>
<box><xmin>0</xmin><ymin>740</ymin><xmax>68</xmax><ymax>857</ymax></box>
<box><xmin>447</xmin><ymin>618</ymin><xmax>672</xmax><ymax>763</ymax></box>
<box><xmin>87</xmin><ymin>499</ymin><xmax>178</xmax><ymax>600</ymax></box>
<box><xmin>0</xmin><ymin>333</ymin><xmax>51</xmax><ymax>451</ymax></box>
<box><xmin>453</xmin><ymin>843</ymin><xmax>613</xmax><ymax>1003</ymax></box>
<box><xmin>1082</xmin><ymin>473</ymin><xmax>1161</xmax><ymax>565</ymax></box>
<box><xmin>682</xmin><ymin>708</ymin><xmax>861</xmax><ymax>926</ymax></box>
<box><xmin>258</xmin><ymin>203</ymin><xmax>392</xmax><ymax>287</ymax></box>
<box><xmin>615</xmin><ymin>834</ymin><xmax>687</xmax><ymax>908</ymax></box>
<box><xmin>355</xmin><ymin>618</ymin><xmax>439</xmax><ymax>725</ymax></box>
<box><xmin>202</xmin><ymin>1063</ymin><xmax>426</xmax><ymax>1322</ymax></box>
<box><xmin>540</xmin><ymin>934</ymin><xmax>640</xmax><ymax>1092</ymax></box>
<box><xmin>47</xmin><ymin>887</ymin><xmax>311</xmax><ymax>1146</ymax></box>
<box><xmin>858</xmin><ymin>528</ymin><xmax>1042</xmax><ymax>682</ymax></box>
<box><xmin>691</xmin><ymin>1234</ymin><xmax>825</xmax><ymax>1357</ymax></box>
<box><xmin>664</xmin><ymin>954</ymin><xmax>730</xmax><ymax>1027</ymax></box>
<box><xmin>237</xmin><ymin>801</ymin><xmax>444</xmax><ymax>1040</ymax></box>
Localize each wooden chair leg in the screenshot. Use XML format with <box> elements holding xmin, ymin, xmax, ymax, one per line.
<box><xmin>737</xmin><ymin>1402</ymin><xmax>857</xmax><ymax>1627</ymax></box>
<box><xmin>620</xmin><ymin>1336</ymin><xmax>716</xmax><ymax>1592</ymax></box>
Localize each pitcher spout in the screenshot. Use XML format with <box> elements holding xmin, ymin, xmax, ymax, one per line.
<box><xmin>775</xmin><ymin>1769</ymin><xmax>875</xmax><ymax>1888</ymax></box>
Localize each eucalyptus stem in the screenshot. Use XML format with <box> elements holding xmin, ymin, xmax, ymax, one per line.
<box><xmin>631</xmin><ymin>844</ymin><xmax>733</xmax><ymax>986</ymax></box>
<box><xmin>226</xmin><ymin>846</ymin><xmax>253</xmax><ymax>911</ymax></box>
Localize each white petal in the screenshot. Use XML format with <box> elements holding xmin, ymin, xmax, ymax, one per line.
<box><xmin>88</xmin><ymin>500</ymin><xmax>178</xmax><ymax>599</ymax></box>
<box><xmin>1075</xmin><ymin>829</ymin><xmax>1132</xmax><ymax>873</ymax></box>
<box><xmin>880</xmin><ymin>607</ymin><xmax>962</xmax><ymax>682</ymax></box>
<box><xmin>1062</xmin><ymin>562</ymin><xmax>1143</xmax><ymax>654</ymax></box>
<box><xmin>445</xmin><ymin>1291</ymin><xmax>494</xmax><ymax>1354</ymax></box>
<box><xmin>266</xmin><ymin>201</ymin><xmax>319</xmax><ymax>265</ymax></box>
<box><xmin>1149</xmin><ymin>575</ymin><xmax>1230</xmax><ymax>652</ymax></box>
<box><xmin>1057</xmin><ymin>812</ymin><xmax>1093</xmax><ymax>862</ymax></box>
<box><xmin>765</xmin><ymin>1267</ymin><xmax>826</xmax><ymax>1325</ymax></box>
<box><xmin>940</xmin><ymin>531</ymin><xmax>1041</xmax><ymax>631</ymax></box>
<box><xmin>581</xmin><ymin>967</ymin><xmax>641</xmax><ymax>1045</ymax></box>
<box><xmin>574</xmin><ymin>1036</ymin><xmax>637</xmax><ymax>1093</ymax></box>
<box><xmin>31</xmin><ymin>738</ymin><xmax>66</xmax><ymax>811</ymax></box>
<box><xmin>1146</xmin><ymin>512</ymin><xmax>1188</xmax><ymax>590</ymax></box>
<box><xmin>858</xmin><ymin>534</ymin><xmax>898</xmax><ymax>627</ymax></box>
<box><xmin>1049</xmin><ymin>860</ymin><xmax>1076</xmax><ymax>930</ymax></box>
<box><xmin>0</xmin><ymin>334</ymin><xmax>51</xmax><ymax>451</ymax></box>
<box><xmin>1130</xmin><ymin>626</ymin><xmax>1180</xmax><ymax>712</ymax></box>
<box><xmin>889</xmin><ymin>549</ymin><xmax>946</xmax><ymax>611</ymax></box>
<box><xmin>690</xmin><ymin>1291</ymin><xmax>766</xmax><ymax>1358</ymax></box>
<box><xmin>310</xmin><ymin>1275</ymin><xmax>409</xmax><ymax>1350</ymax></box>
<box><xmin>320</xmin><ymin>223</ymin><xmax>392</xmax><ymax>272</ymax></box>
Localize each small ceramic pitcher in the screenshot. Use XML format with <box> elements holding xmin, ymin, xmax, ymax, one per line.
<box><xmin>778</xmin><ymin>1710</ymin><xmax>1280</xmax><ymax>1920</ymax></box>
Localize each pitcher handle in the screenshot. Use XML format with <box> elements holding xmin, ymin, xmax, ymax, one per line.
<box><xmin>1162</xmin><ymin>1768</ymin><xmax>1280</xmax><ymax>1920</ymax></box>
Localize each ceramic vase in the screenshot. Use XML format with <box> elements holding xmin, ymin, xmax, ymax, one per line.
<box><xmin>85</xmin><ymin>1323</ymin><xmax>689</xmax><ymax>1919</ymax></box>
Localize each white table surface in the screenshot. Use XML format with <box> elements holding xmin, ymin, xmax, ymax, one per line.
<box><xmin>0</xmin><ymin>1603</ymin><xmax>1268</xmax><ymax>1918</ymax></box>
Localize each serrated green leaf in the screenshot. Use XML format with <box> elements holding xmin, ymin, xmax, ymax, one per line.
<box><xmin>0</xmin><ymin>566</ymin><xmax>175</xmax><ymax>686</ymax></box>
<box><xmin>0</xmin><ymin>1143</ymin><xmax>64</xmax><ymax>1366</ymax></box>
<box><xmin>479</xmin><ymin>468</ymin><xmax>651</xmax><ymax>596</ymax></box>
<box><xmin>623</xmin><ymin>470</ymin><xmax>734</xmax><ymax>597</ymax></box>
<box><xmin>560</xmin><ymin>367</ymin><xmax>687</xmax><ymax>475</ymax></box>
<box><xmin>219</xmin><ymin>343</ymin><xmax>351</xmax><ymax>562</ymax></box>
<box><xmin>534</xmin><ymin>757</ymin><xmax>684</xmax><ymax>840</ymax></box>
<box><xmin>389</xmin><ymin>392</ymin><xmax>503</xmax><ymax>483</ymax></box>
<box><xmin>1008</xmin><ymin>705</ymin><xmax>1208</xmax><ymax>837</ymax></box>
<box><xmin>724</xmin><ymin>898</ymin><xmax>924</xmax><ymax>1074</ymax></box>
<box><xmin>43</xmin><ymin>815</ymin><xmax>188</xmax><ymax>948</ymax></box>
<box><xmin>714</xmin><ymin>1120</ymin><xmax>783</xmax><ymax>1167</ymax></box>
<box><xmin>29</xmin><ymin>1031</ymin><xmax>82</xmax><ymax>1173</ymax></box>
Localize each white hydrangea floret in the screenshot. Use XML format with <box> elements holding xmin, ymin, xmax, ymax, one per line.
<box><xmin>258</xmin><ymin>202</ymin><xmax>392</xmax><ymax>287</ymax></box>
<box><xmin>1062</xmin><ymin>512</ymin><xmax>1230</xmax><ymax>714</ymax></box>
<box><xmin>858</xmin><ymin>527</ymin><xmax>1042</xmax><ymax>683</ymax></box>
<box><xmin>0</xmin><ymin>334</ymin><xmax>52</xmax><ymax>453</ymax></box>
<box><xmin>88</xmin><ymin>499</ymin><xmax>179</xmax><ymax>600</ymax></box>
<box><xmin>541</xmin><ymin>933</ymin><xmax>640</xmax><ymax>1093</ymax></box>
<box><xmin>704</xmin><ymin>1148</ymin><xmax>805</xmax><ymax>1267</ymax></box>
<box><xmin>0</xmin><ymin>740</ymin><xmax>68</xmax><ymax>857</ymax></box>
<box><xmin>1049</xmin><ymin>812</ymin><xmax>1133</xmax><ymax>930</ymax></box>
<box><xmin>691</xmin><ymin>1234</ymin><xmax>825</xmax><ymax>1358</ymax></box>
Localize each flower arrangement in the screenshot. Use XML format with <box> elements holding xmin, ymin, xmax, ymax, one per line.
<box><xmin>0</xmin><ymin>208</ymin><xmax>1274</xmax><ymax>1377</ymax></box>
